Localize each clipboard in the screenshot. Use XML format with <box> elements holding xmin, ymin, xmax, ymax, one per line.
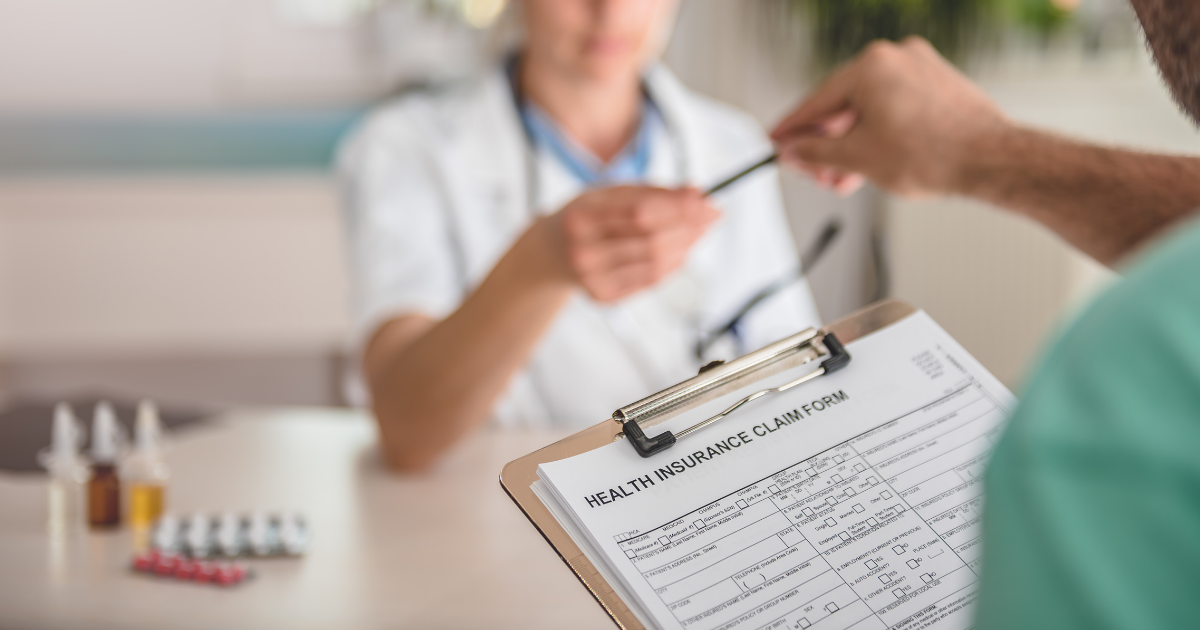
<box><xmin>500</xmin><ymin>299</ymin><xmax>917</xmax><ymax>630</ymax></box>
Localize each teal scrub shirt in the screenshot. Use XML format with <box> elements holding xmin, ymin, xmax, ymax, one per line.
<box><xmin>976</xmin><ymin>216</ymin><xmax>1200</xmax><ymax>629</ymax></box>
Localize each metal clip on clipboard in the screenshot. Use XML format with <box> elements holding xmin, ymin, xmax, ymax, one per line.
<box><xmin>616</xmin><ymin>329</ymin><xmax>851</xmax><ymax>458</ymax></box>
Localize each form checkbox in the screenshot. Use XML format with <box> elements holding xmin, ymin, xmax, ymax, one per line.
<box><xmin>864</xmin><ymin>559</ymin><xmax>877</xmax><ymax>570</ymax></box>
<box><xmin>798</xmin><ymin>618</ymin><xmax>810</xmax><ymax>629</ymax></box>
<box><xmin>625</xmin><ymin>549</ymin><xmax>636</xmax><ymax>558</ymax></box>
<box><xmin>921</xmin><ymin>573</ymin><xmax>933</xmax><ymax>584</ymax></box>
<box><xmin>826</xmin><ymin>496</ymin><xmax>838</xmax><ymax>506</ymax></box>
<box><xmin>769</xmin><ymin>484</ymin><xmax>780</xmax><ymax>493</ymax></box>
<box><xmin>831</xmin><ymin>474</ymin><xmax>843</xmax><ymax>483</ymax></box>
<box><xmin>893</xmin><ymin>545</ymin><xmax>905</xmax><ymax>555</ymax></box>
<box><xmin>853</xmin><ymin>503</ymin><xmax>865</xmax><ymax>513</ymax></box>
<box><xmin>867</xmin><ymin>517</ymin><xmax>878</xmax><ymax>526</ymax></box>
<box><xmin>736</xmin><ymin>499</ymin><xmax>747</xmax><ymax>509</ymax></box>
<box><xmin>694</xmin><ymin>520</ymin><xmax>706</xmax><ymax>529</ymax></box>
<box><xmin>833</xmin><ymin>455</ymin><xmax>845</xmax><ymax>464</ymax></box>
<box><xmin>825</xmin><ymin>602</ymin><xmax>839</xmax><ymax>613</ymax></box>
<box><xmin>802</xmin><ymin>507</ymin><xmax>815</xmax><ymax>517</ymax></box>
<box><xmin>867</xmin><ymin>476</ymin><xmax>879</xmax><ymax>486</ymax></box>
<box><xmin>838</xmin><ymin>531</ymin><xmax>850</xmax><ymax>542</ymax></box>
<box><xmin>880</xmin><ymin>490</ymin><xmax>892</xmax><ymax>500</ymax></box>
<box><xmin>805</xmin><ymin>467</ymin><xmax>815</xmax><ymax>477</ymax></box>
<box><xmin>659</xmin><ymin>536</ymin><xmax>670</xmax><ymax>547</ymax></box>
<box><xmin>853</xmin><ymin>464</ymin><xmax>866</xmax><ymax>473</ymax></box>
<box><xmin>894</xmin><ymin>503</ymin><xmax>906</xmax><ymax>513</ymax></box>
<box><xmin>825</xmin><ymin>517</ymin><xmax>837</xmax><ymax>527</ymax></box>
<box><xmin>907</xmin><ymin>559</ymin><xmax>920</xmax><ymax>569</ymax></box>
<box><xmin>879</xmin><ymin>574</ymin><xmax>891</xmax><ymax>583</ymax></box>
<box><xmin>893</xmin><ymin>588</ymin><xmax>905</xmax><ymax>599</ymax></box>
<box><xmin>846</xmin><ymin>487</ymin><xmax>857</xmax><ymax>496</ymax></box>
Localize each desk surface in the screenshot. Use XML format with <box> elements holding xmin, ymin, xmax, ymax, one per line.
<box><xmin>0</xmin><ymin>408</ymin><xmax>615</xmax><ymax>630</ymax></box>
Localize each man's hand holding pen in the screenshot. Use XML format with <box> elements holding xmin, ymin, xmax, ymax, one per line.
<box><xmin>770</xmin><ymin>37</ymin><xmax>1008</xmax><ymax>198</ymax></box>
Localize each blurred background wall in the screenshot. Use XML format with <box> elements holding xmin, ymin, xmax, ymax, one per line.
<box><xmin>0</xmin><ymin>0</ymin><xmax>1196</xmax><ymax>411</ymax></box>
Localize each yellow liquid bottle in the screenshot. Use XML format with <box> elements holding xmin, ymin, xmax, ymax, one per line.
<box><xmin>125</xmin><ymin>400</ymin><xmax>169</xmax><ymax>532</ymax></box>
<box><xmin>129</xmin><ymin>483</ymin><xmax>165</xmax><ymax>527</ymax></box>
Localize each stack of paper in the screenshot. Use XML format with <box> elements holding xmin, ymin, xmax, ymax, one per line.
<box><xmin>533</xmin><ymin>311</ymin><xmax>1013</xmax><ymax>630</ymax></box>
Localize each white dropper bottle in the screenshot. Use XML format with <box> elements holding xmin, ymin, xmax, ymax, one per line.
<box><xmin>40</xmin><ymin>403</ymin><xmax>87</xmax><ymax>536</ymax></box>
<box><xmin>126</xmin><ymin>400</ymin><xmax>169</xmax><ymax>528</ymax></box>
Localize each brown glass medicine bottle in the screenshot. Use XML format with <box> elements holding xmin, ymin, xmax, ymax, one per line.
<box><xmin>87</xmin><ymin>402</ymin><xmax>122</xmax><ymax>529</ymax></box>
<box><xmin>88</xmin><ymin>463</ymin><xmax>121</xmax><ymax>527</ymax></box>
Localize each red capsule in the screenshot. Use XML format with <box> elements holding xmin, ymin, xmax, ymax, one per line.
<box><xmin>131</xmin><ymin>553</ymin><xmax>155</xmax><ymax>572</ymax></box>
<box><xmin>174</xmin><ymin>560</ymin><xmax>198</xmax><ymax>580</ymax></box>
<box><xmin>154</xmin><ymin>554</ymin><xmax>180</xmax><ymax>576</ymax></box>
<box><xmin>195</xmin><ymin>562</ymin><xmax>218</xmax><ymax>583</ymax></box>
<box><xmin>214</xmin><ymin>567</ymin><xmax>239</xmax><ymax>586</ymax></box>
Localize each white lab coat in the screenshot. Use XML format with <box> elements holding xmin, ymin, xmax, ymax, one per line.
<box><xmin>338</xmin><ymin>63</ymin><xmax>822</xmax><ymax>430</ymax></box>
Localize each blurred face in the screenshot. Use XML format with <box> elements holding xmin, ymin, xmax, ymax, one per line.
<box><xmin>520</xmin><ymin>0</ymin><xmax>678</xmax><ymax>82</ymax></box>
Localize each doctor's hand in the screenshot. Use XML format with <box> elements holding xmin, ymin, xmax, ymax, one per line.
<box><xmin>770</xmin><ymin>37</ymin><xmax>1009</xmax><ymax>197</ymax></box>
<box><xmin>528</xmin><ymin>186</ymin><xmax>719</xmax><ymax>303</ymax></box>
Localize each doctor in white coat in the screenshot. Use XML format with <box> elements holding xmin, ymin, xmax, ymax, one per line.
<box><xmin>339</xmin><ymin>0</ymin><xmax>822</xmax><ymax>472</ymax></box>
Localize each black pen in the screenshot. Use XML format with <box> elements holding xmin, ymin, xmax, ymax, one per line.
<box><xmin>703</xmin><ymin>153</ymin><xmax>778</xmax><ymax>197</ymax></box>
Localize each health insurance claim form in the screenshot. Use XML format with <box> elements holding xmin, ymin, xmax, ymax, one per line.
<box><xmin>533</xmin><ymin>311</ymin><xmax>1015</xmax><ymax>630</ymax></box>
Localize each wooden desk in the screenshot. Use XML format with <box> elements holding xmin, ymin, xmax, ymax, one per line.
<box><xmin>0</xmin><ymin>408</ymin><xmax>615</xmax><ymax>630</ymax></box>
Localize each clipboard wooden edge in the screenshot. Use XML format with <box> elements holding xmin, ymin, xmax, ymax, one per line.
<box><xmin>500</xmin><ymin>299</ymin><xmax>918</xmax><ymax>630</ymax></box>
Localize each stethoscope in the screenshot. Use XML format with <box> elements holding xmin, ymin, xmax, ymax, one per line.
<box><xmin>502</xmin><ymin>58</ymin><xmax>839</xmax><ymax>383</ymax></box>
<box><xmin>505</xmin><ymin>58</ymin><xmax>691</xmax><ymax>216</ymax></box>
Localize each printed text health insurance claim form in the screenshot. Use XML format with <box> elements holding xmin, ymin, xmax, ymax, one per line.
<box><xmin>533</xmin><ymin>311</ymin><xmax>1014</xmax><ymax>630</ymax></box>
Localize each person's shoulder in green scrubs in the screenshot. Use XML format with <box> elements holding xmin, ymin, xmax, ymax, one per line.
<box><xmin>976</xmin><ymin>215</ymin><xmax>1200</xmax><ymax>629</ymax></box>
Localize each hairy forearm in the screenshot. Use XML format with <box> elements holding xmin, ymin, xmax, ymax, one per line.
<box><xmin>957</xmin><ymin>125</ymin><xmax>1200</xmax><ymax>265</ymax></box>
<box><xmin>366</xmin><ymin>222</ymin><xmax>573</xmax><ymax>472</ymax></box>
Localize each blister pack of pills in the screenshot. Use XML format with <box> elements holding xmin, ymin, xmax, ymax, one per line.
<box><xmin>131</xmin><ymin>550</ymin><xmax>252</xmax><ymax>587</ymax></box>
<box><xmin>151</xmin><ymin>512</ymin><xmax>309</xmax><ymax>558</ymax></box>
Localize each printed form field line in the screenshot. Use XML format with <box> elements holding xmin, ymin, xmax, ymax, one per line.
<box><xmin>621</xmin><ymin>383</ymin><xmax>998</xmax><ymax>629</ymax></box>
<box><xmin>616</xmin><ymin>385</ymin><xmax>989</xmax><ymax>548</ymax></box>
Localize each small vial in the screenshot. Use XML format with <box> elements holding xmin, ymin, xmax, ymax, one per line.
<box><xmin>247</xmin><ymin>513</ymin><xmax>271</xmax><ymax>556</ymax></box>
<box><xmin>87</xmin><ymin>402</ymin><xmax>122</xmax><ymax>529</ymax></box>
<box><xmin>153</xmin><ymin>514</ymin><xmax>180</xmax><ymax>553</ymax></box>
<box><xmin>185</xmin><ymin>513</ymin><xmax>212</xmax><ymax>559</ymax></box>
<box><xmin>216</xmin><ymin>513</ymin><xmax>243</xmax><ymax>557</ymax></box>
<box><xmin>279</xmin><ymin>513</ymin><xmax>309</xmax><ymax>556</ymax></box>
<box><xmin>128</xmin><ymin>483</ymin><xmax>165</xmax><ymax>528</ymax></box>
<box><xmin>41</xmin><ymin>403</ymin><xmax>87</xmax><ymax>536</ymax></box>
<box><xmin>126</xmin><ymin>401</ymin><xmax>170</xmax><ymax>528</ymax></box>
